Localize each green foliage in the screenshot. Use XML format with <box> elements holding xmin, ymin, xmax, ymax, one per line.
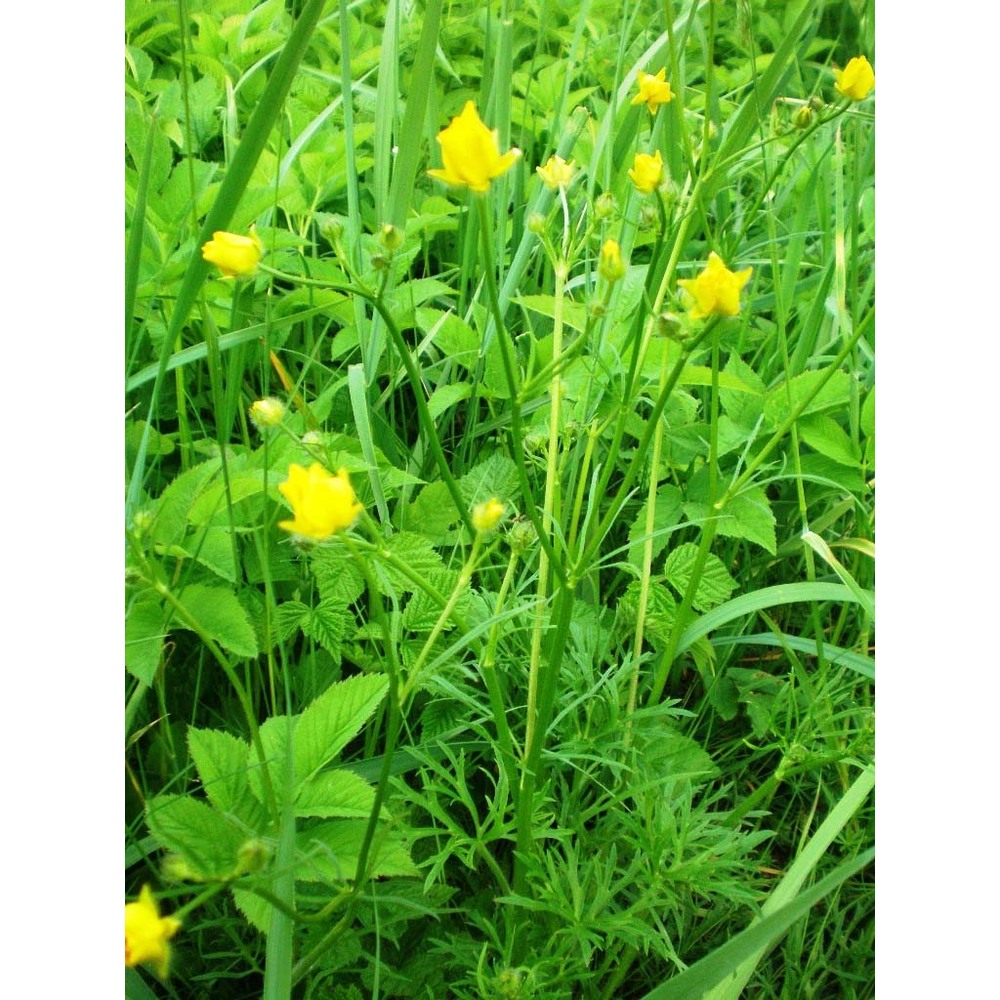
<box><xmin>126</xmin><ymin>0</ymin><xmax>875</xmax><ymax>995</ymax></box>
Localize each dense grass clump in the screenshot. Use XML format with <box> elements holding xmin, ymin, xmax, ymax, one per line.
<box><xmin>126</xmin><ymin>1</ymin><xmax>874</xmax><ymax>996</ymax></box>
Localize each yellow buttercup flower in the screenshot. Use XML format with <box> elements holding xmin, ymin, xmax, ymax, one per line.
<box><xmin>278</xmin><ymin>463</ymin><xmax>363</xmax><ymax>540</ymax></box>
<box><xmin>472</xmin><ymin>498</ymin><xmax>506</xmax><ymax>533</ymax></box>
<box><xmin>834</xmin><ymin>56</ymin><xmax>875</xmax><ymax>101</ymax></box>
<box><xmin>536</xmin><ymin>154</ymin><xmax>576</xmax><ymax>191</ymax></box>
<box><xmin>677</xmin><ymin>252</ymin><xmax>753</xmax><ymax>320</ymax></box>
<box><xmin>598</xmin><ymin>239</ymin><xmax>626</xmax><ymax>284</ymax></box>
<box><xmin>125</xmin><ymin>885</ymin><xmax>181</xmax><ymax>979</ymax></box>
<box><xmin>428</xmin><ymin>101</ymin><xmax>522</xmax><ymax>194</ymax></box>
<box><xmin>628</xmin><ymin>150</ymin><xmax>664</xmax><ymax>194</ymax></box>
<box><xmin>201</xmin><ymin>226</ymin><xmax>263</xmax><ymax>278</ymax></box>
<box><xmin>631</xmin><ymin>68</ymin><xmax>673</xmax><ymax>114</ymax></box>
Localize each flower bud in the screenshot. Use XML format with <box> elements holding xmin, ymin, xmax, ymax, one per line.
<box><xmin>594</xmin><ymin>191</ymin><xmax>617</xmax><ymax>220</ymax></box>
<box><xmin>638</xmin><ymin>203</ymin><xmax>660</xmax><ymax>229</ymax></box>
<box><xmin>318</xmin><ymin>215</ymin><xmax>344</xmax><ymax>243</ymax></box>
<box><xmin>792</xmin><ymin>105</ymin><xmax>813</xmax><ymax>129</ymax></box>
<box><xmin>527</xmin><ymin>212</ymin><xmax>547</xmax><ymax>235</ymax></box>
<box><xmin>656</xmin><ymin>311</ymin><xmax>684</xmax><ymax>339</ymax></box>
<box><xmin>378</xmin><ymin>223</ymin><xmax>404</xmax><ymax>252</ymax></box>
<box><xmin>235</xmin><ymin>838</ymin><xmax>271</xmax><ymax>875</ymax></box>
<box><xmin>507</xmin><ymin>517</ymin><xmax>538</xmax><ymax>554</ymax></box>
<box><xmin>535</xmin><ymin>154</ymin><xmax>575</xmax><ymax>190</ymax></box>
<box><xmin>597</xmin><ymin>239</ymin><xmax>626</xmax><ymax>284</ymax></box>
<box><xmin>370</xmin><ymin>252</ymin><xmax>391</xmax><ymax>271</ymax></box>
<box><xmin>161</xmin><ymin>854</ymin><xmax>201</xmax><ymax>883</ymax></box>
<box><xmin>249</xmin><ymin>397</ymin><xmax>286</xmax><ymax>429</ymax></box>
<box><xmin>472</xmin><ymin>498</ymin><xmax>506</xmax><ymax>533</ymax></box>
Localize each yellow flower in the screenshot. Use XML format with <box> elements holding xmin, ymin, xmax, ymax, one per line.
<box><xmin>249</xmin><ymin>398</ymin><xmax>285</xmax><ymax>429</ymax></box>
<box><xmin>472</xmin><ymin>498</ymin><xmax>506</xmax><ymax>533</ymax></box>
<box><xmin>677</xmin><ymin>252</ymin><xmax>753</xmax><ymax>320</ymax></box>
<box><xmin>427</xmin><ymin>101</ymin><xmax>522</xmax><ymax>193</ymax></box>
<box><xmin>536</xmin><ymin>154</ymin><xmax>576</xmax><ymax>191</ymax></box>
<box><xmin>598</xmin><ymin>239</ymin><xmax>626</xmax><ymax>284</ymax></box>
<box><xmin>278</xmin><ymin>463</ymin><xmax>363</xmax><ymax>540</ymax></box>
<box><xmin>628</xmin><ymin>150</ymin><xmax>664</xmax><ymax>194</ymax></box>
<box><xmin>125</xmin><ymin>886</ymin><xmax>181</xmax><ymax>978</ymax></box>
<box><xmin>631</xmin><ymin>68</ymin><xmax>673</xmax><ymax>114</ymax></box>
<box><xmin>201</xmin><ymin>226</ymin><xmax>264</xmax><ymax>278</ymax></box>
<box><xmin>833</xmin><ymin>56</ymin><xmax>875</xmax><ymax>101</ymax></box>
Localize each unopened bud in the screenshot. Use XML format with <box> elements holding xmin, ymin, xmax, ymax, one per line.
<box><xmin>472</xmin><ymin>498</ymin><xmax>505</xmax><ymax>533</ymax></box>
<box><xmin>249</xmin><ymin>397</ymin><xmax>285</xmax><ymax>429</ymax></box>
<box><xmin>378</xmin><ymin>223</ymin><xmax>404</xmax><ymax>252</ymax></box>
<box><xmin>594</xmin><ymin>191</ymin><xmax>617</xmax><ymax>221</ymax></box>
<box><xmin>598</xmin><ymin>239</ymin><xmax>627</xmax><ymax>284</ymax></box>
<box><xmin>235</xmin><ymin>838</ymin><xmax>271</xmax><ymax>875</ymax></box>
<box><xmin>527</xmin><ymin>212</ymin><xmax>547</xmax><ymax>235</ymax></box>
<box><xmin>792</xmin><ymin>104</ymin><xmax>813</xmax><ymax>129</ymax></box>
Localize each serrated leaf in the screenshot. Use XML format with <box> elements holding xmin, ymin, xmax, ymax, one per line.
<box><xmin>514</xmin><ymin>294</ymin><xmax>588</xmax><ymax>333</ymax></box>
<box><xmin>297</xmin><ymin>820</ymin><xmax>418</xmax><ymax>883</ymax></box>
<box><xmin>377</xmin><ymin>533</ymin><xmax>446</xmax><ymax>594</ymax></box>
<box><xmin>187</xmin><ymin>727</ymin><xmax>263</xmax><ymax>828</ymax></box>
<box><xmin>457</xmin><ymin>453</ymin><xmax>519</xmax><ymax>506</ymax></box>
<box><xmin>310</xmin><ymin>546</ymin><xmax>366</xmax><ymax>606</ymax></box>
<box><xmin>401</xmin><ymin>568</ymin><xmax>469</xmax><ymax>631</ymax></box>
<box><xmin>295</xmin><ymin>769</ymin><xmax>380</xmax><ymax>820</ymax></box>
<box><xmin>398</xmin><ymin>480</ymin><xmax>459</xmax><ymax>537</ymax></box>
<box><xmin>294</xmin><ymin>674</ymin><xmax>388</xmax><ymax>785</ymax></box>
<box><xmin>626</xmin><ymin>485</ymin><xmax>684</xmax><ymax>569</ymax></box>
<box><xmin>275</xmin><ymin>600</ymin><xmax>310</xmax><ymax>641</ymax></box>
<box><xmin>175</xmin><ymin>583</ymin><xmax>258</xmax><ymax>658</ymax></box>
<box><xmin>684</xmin><ymin>483</ymin><xmax>777</xmax><ymax>555</ymax></box>
<box><xmin>763</xmin><ymin>368</ymin><xmax>852</xmax><ymax>430</ymax></box>
<box><xmin>145</xmin><ymin>794</ymin><xmax>246</xmax><ymax>880</ymax></box>
<box><xmin>232</xmin><ymin>885</ymin><xmax>273</xmax><ymax>935</ymax></box>
<box><xmin>798</xmin><ymin>414</ymin><xmax>861</xmax><ymax>467</ymax></box>
<box><xmin>126</xmin><ymin>596</ymin><xmax>164</xmax><ymax>685</ymax></box>
<box><xmin>149</xmin><ymin>457</ymin><xmax>222</xmax><ymax>547</ymax></box>
<box><xmin>184</xmin><ymin>525</ymin><xmax>238</xmax><ymax>582</ymax></box>
<box><xmin>302</xmin><ymin>599</ymin><xmax>350</xmax><ymax>662</ymax></box>
<box><xmin>187</xmin><ymin>472</ymin><xmax>269</xmax><ymax>525</ymax></box>
<box><xmin>719</xmin><ymin>354</ymin><xmax>767</xmax><ymax>428</ymax></box>
<box><xmin>617</xmin><ymin>580</ymin><xmax>677</xmax><ymax>647</ymax></box>
<box><xmin>664</xmin><ymin>543</ymin><xmax>738</xmax><ymax>612</ymax></box>
<box><xmin>427</xmin><ymin>382</ymin><xmax>472</xmax><ymax>419</ymax></box>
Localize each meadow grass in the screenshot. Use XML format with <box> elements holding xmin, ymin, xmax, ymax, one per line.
<box><xmin>125</xmin><ymin>1</ymin><xmax>875</xmax><ymax>996</ymax></box>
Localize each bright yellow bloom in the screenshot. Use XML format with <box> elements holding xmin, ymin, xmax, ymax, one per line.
<box><xmin>427</xmin><ymin>101</ymin><xmax>522</xmax><ymax>193</ymax></box>
<box><xmin>278</xmin><ymin>463</ymin><xmax>363</xmax><ymax>540</ymax></box>
<box><xmin>631</xmin><ymin>68</ymin><xmax>673</xmax><ymax>114</ymax></box>
<box><xmin>536</xmin><ymin>154</ymin><xmax>576</xmax><ymax>190</ymax></box>
<box><xmin>249</xmin><ymin>398</ymin><xmax>285</xmax><ymax>429</ymax></box>
<box><xmin>201</xmin><ymin>226</ymin><xmax>263</xmax><ymax>278</ymax></box>
<box><xmin>833</xmin><ymin>56</ymin><xmax>875</xmax><ymax>101</ymax></box>
<box><xmin>125</xmin><ymin>886</ymin><xmax>181</xmax><ymax>978</ymax></box>
<box><xmin>598</xmin><ymin>239</ymin><xmax>626</xmax><ymax>284</ymax></box>
<box><xmin>677</xmin><ymin>252</ymin><xmax>753</xmax><ymax>320</ymax></box>
<box><xmin>628</xmin><ymin>150</ymin><xmax>664</xmax><ymax>194</ymax></box>
<box><xmin>472</xmin><ymin>498</ymin><xmax>506</xmax><ymax>533</ymax></box>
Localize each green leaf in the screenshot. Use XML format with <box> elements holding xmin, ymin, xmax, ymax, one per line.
<box><xmin>125</xmin><ymin>596</ymin><xmax>164</xmax><ymax>685</ymax></box>
<box><xmin>295</xmin><ymin>769</ymin><xmax>379</xmax><ymax>820</ymax></box>
<box><xmin>310</xmin><ymin>547</ymin><xmax>366</xmax><ymax>606</ymax></box>
<box><xmin>763</xmin><ymin>368</ymin><xmax>852</xmax><ymax>430</ymax></box>
<box><xmin>399</xmin><ymin>480</ymin><xmax>460</xmax><ymax>537</ymax></box>
<box><xmin>294</xmin><ymin>674</ymin><xmax>389</xmax><ymax>785</ymax></box>
<box><xmin>626</xmin><ymin>485</ymin><xmax>684</xmax><ymax>569</ymax></box>
<box><xmin>427</xmin><ymin>382</ymin><xmax>472</xmax><ymax>419</ymax></box>
<box><xmin>301</xmin><ymin>598</ymin><xmax>351</xmax><ymax>662</ymax></box>
<box><xmin>297</xmin><ymin>820</ymin><xmax>418</xmax><ymax>882</ymax></box>
<box><xmin>684</xmin><ymin>484</ymin><xmax>777</xmax><ymax>555</ymax></box>
<box><xmin>617</xmin><ymin>580</ymin><xmax>677</xmax><ymax>647</ymax></box>
<box><xmin>514</xmin><ymin>294</ymin><xmax>588</xmax><ymax>333</ymax></box>
<box><xmin>175</xmin><ymin>583</ymin><xmax>258</xmax><ymax>658</ymax></box>
<box><xmin>377</xmin><ymin>533</ymin><xmax>447</xmax><ymax>594</ymax></box>
<box><xmin>664</xmin><ymin>543</ymin><xmax>737</xmax><ymax>612</ymax></box>
<box><xmin>187</xmin><ymin>727</ymin><xmax>264</xmax><ymax>828</ymax></box>
<box><xmin>457</xmin><ymin>453</ymin><xmax>519</xmax><ymax>506</ymax></box>
<box><xmin>798</xmin><ymin>414</ymin><xmax>861</xmax><ymax>467</ymax></box>
<box><xmin>719</xmin><ymin>354</ymin><xmax>767</xmax><ymax>429</ymax></box>
<box><xmin>145</xmin><ymin>794</ymin><xmax>247</xmax><ymax>880</ymax></box>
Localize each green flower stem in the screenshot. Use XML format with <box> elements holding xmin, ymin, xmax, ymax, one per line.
<box><xmin>399</xmin><ymin>532</ymin><xmax>488</xmax><ymax>705</ymax></box>
<box><xmin>127</xmin><ymin>549</ymin><xmax>279</xmax><ymax>821</ymax></box>
<box><xmin>623</xmin><ymin>319</ymin><xmax>676</xmax><ymax>734</ymax></box>
<box><xmin>473</xmin><ymin>198</ymin><xmax>566</xmax><ymax>586</ymax></box>
<box><xmin>480</xmin><ymin>546</ymin><xmax>523</xmax><ymax>803</ymax></box>
<box><xmin>524</xmin><ymin>256</ymin><xmax>569</xmax><ymax>758</ymax></box>
<box><xmin>645</xmin><ymin>325</ymin><xmax>723</xmax><ymax>703</ymax></box>
<box><xmin>285</xmin><ymin>529</ymin><xmax>408</xmax><ymax>986</ymax></box>
<box><xmin>257</xmin><ymin>264</ymin><xmax>474</xmax><ymax>537</ymax></box>
<box><xmin>565</xmin><ymin>420</ymin><xmax>600</xmax><ymax>555</ymax></box>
